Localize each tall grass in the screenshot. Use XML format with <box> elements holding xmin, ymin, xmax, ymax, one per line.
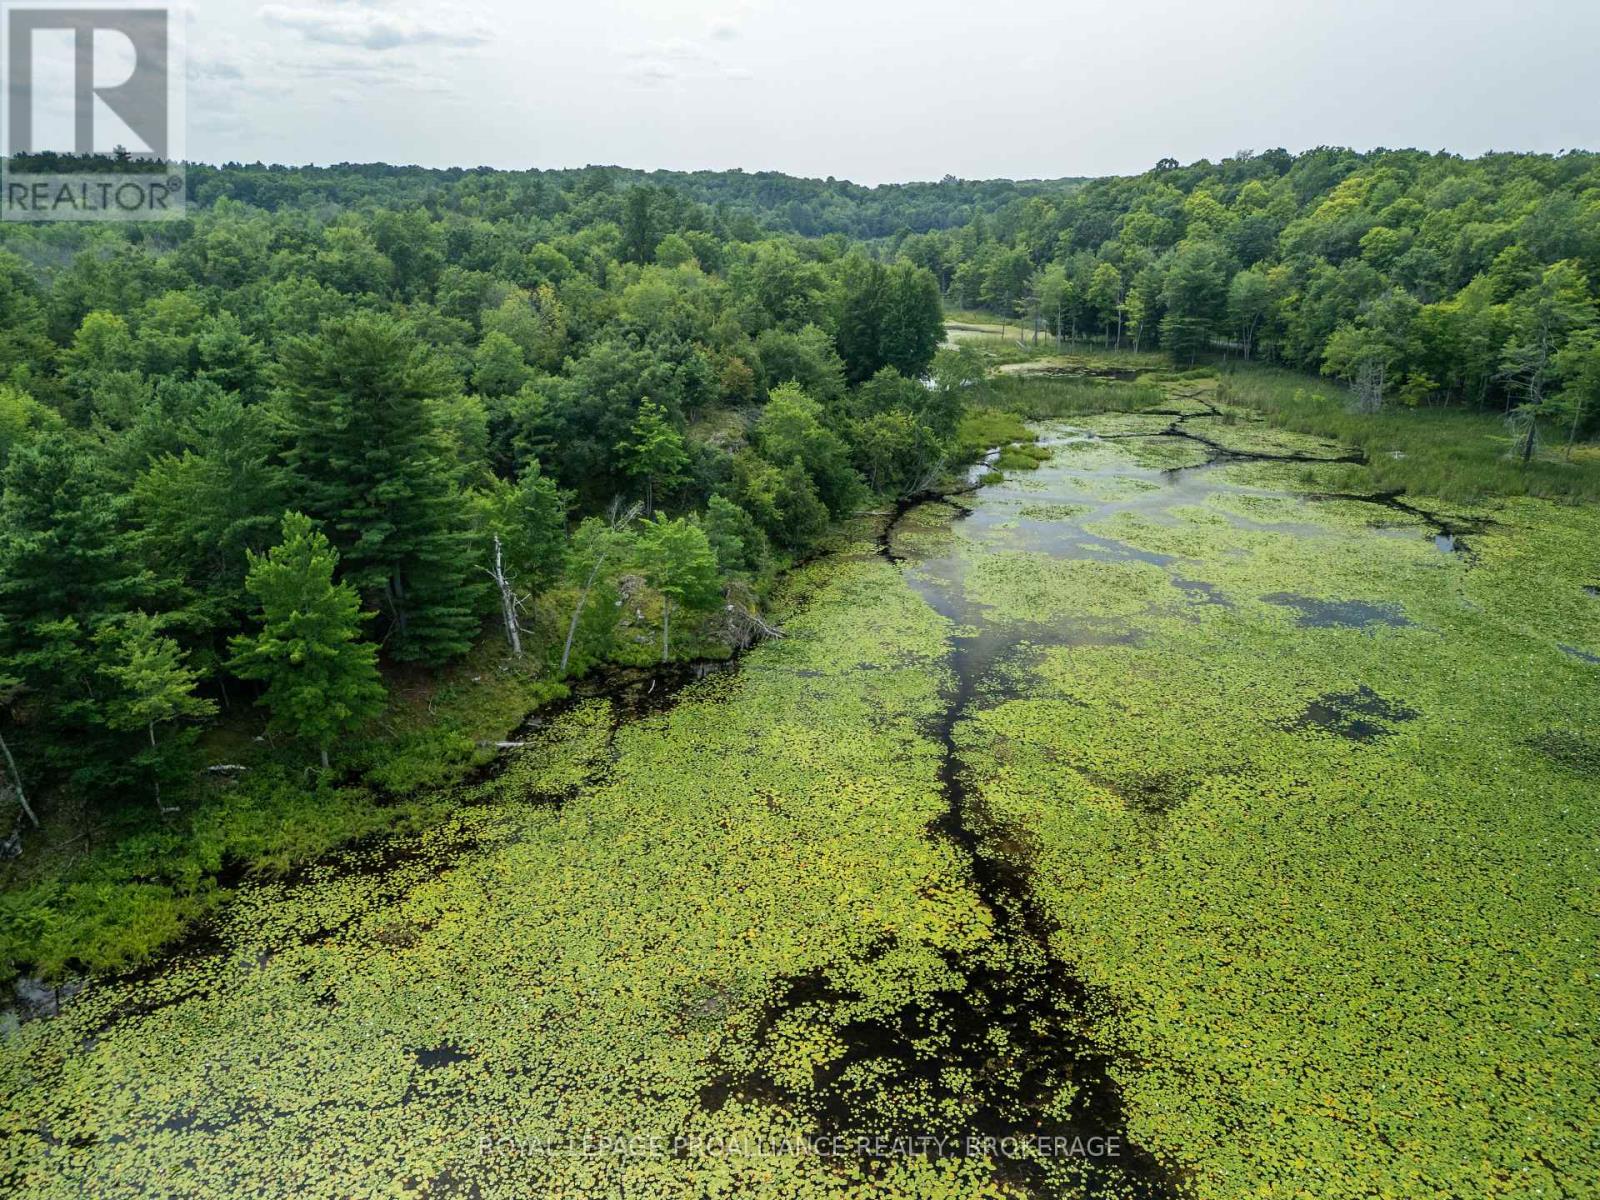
<box><xmin>1220</xmin><ymin>366</ymin><xmax>1600</xmax><ymax>504</ymax></box>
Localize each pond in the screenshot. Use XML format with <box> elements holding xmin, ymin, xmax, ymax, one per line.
<box><xmin>3</xmin><ymin>382</ymin><xmax>1598</xmax><ymax>1200</ymax></box>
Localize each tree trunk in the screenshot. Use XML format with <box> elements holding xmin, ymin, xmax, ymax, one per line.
<box><xmin>560</xmin><ymin>556</ymin><xmax>607</xmax><ymax>674</ymax></box>
<box><xmin>320</xmin><ymin>746</ymin><xmax>331</xmax><ymax>771</ymax></box>
<box><xmin>149</xmin><ymin>722</ymin><xmax>177</xmax><ymax>815</ymax></box>
<box><xmin>1521</xmin><ymin>417</ymin><xmax>1537</xmax><ymax>463</ymax></box>
<box><xmin>0</xmin><ymin>729</ymin><xmax>37</xmax><ymax>828</ymax></box>
<box><xmin>1567</xmin><ymin>395</ymin><xmax>1586</xmax><ymax>459</ymax></box>
<box><xmin>660</xmin><ymin>598</ymin><xmax>671</xmax><ymax>664</ymax></box>
<box><xmin>490</xmin><ymin>535</ymin><xmax>522</xmax><ymax>656</ymax></box>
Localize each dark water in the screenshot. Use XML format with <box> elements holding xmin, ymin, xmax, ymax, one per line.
<box><xmin>1291</xmin><ymin>686</ymin><xmax>1421</xmax><ymax>741</ymax></box>
<box><xmin>1259</xmin><ymin>593</ymin><xmax>1412</xmax><ymax>630</ymax></box>
<box><xmin>800</xmin><ymin>415</ymin><xmax>1437</xmax><ymax>1195</ymax></box>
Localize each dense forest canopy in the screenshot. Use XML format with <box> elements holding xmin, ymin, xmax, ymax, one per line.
<box><xmin>0</xmin><ymin>144</ymin><xmax>1597</xmax><ymax>827</ymax></box>
<box><xmin>911</xmin><ymin>146</ymin><xmax>1600</xmax><ymax>427</ymax></box>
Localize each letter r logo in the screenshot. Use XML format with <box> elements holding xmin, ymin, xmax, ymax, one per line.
<box><xmin>5</xmin><ymin>4</ymin><xmax>173</xmax><ymax>158</ymax></box>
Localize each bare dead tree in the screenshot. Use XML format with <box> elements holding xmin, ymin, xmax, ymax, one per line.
<box><xmin>1349</xmin><ymin>357</ymin><xmax>1387</xmax><ymax>415</ymax></box>
<box><xmin>722</xmin><ymin>580</ymin><xmax>785</xmax><ymax>650</ymax></box>
<box><xmin>483</xmin><ymin>534</ymin><xmax>524</xmax><ymax>657</ymax></box>
<box><xmin>0</xmin><ymin>728</ymin><xmax>36</xmax><ymax>829</ymax></box>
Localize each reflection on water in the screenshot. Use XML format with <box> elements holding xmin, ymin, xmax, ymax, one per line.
<box><xmin>898</xmin><ymin>422</ymin><xmax>1348</xmax><ymax>641</ymax></box>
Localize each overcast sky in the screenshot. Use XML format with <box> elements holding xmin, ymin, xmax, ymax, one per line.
<box><xmin>173</xmin><ymin>0</ymin><xmax>1600</xmax><ymax>183</ymax></box>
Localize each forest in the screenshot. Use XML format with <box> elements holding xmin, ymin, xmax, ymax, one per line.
<box><xmin>0</xmin><ymin>146</ymin><xmax>1597</xmax><ymax>1200</ymax></box>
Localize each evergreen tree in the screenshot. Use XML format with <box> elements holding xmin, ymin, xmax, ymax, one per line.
<box><xmin>229</xmin><ymin>513</ymin><xmax>385</xmax><ymax>770</ymax></box>
<box><xmin>276</xmin><ymin>313</ymin><xmax>482</xmax><ymax>663</ymax></box>
<box><xmin>131</xmin><ymin>392</ymin><xmax>286</xmax><ymax>675</ymax></box>
<box><xmin>0</xmin><ymin>434</ymin><xmax>150</xmax><ymax>780</ymax></box>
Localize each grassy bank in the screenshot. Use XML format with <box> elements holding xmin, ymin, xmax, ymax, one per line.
<box><xmin>0</xmin><ymin>575</ymin><xmax>763</xmax><ymax>988</ymax></box>
<box><xmin>0</xmin><ymin>642</ymin><xmax>567</xmax><ymax>985</ymax></box>
<box><xmin>1220</xmin><ymin>365</ymin><xmax>1600</xmax><ymax>504</ymax></box>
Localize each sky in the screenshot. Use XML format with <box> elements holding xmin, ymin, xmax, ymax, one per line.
<box><xmin>138</xmin><ymin>0</ymin><xmax>1600</xmax><ymax>182</ymax></box>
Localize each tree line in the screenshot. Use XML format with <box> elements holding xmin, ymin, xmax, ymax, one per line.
<box><xmin>0</xmin><ymin>167</ymin><xmax>958</xmax><ymax>828</ymax></box>
<box><xmin>896</xmin><ymin>147</ymin><xmax>1600</xmax><ymax>449</ymax></box>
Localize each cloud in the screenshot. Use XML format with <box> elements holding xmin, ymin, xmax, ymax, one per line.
<box><xmin>258</xmin><ymin>3</ymin><xmax>488</xmax><ymax>50</ymax></box>
<box><xmin>621</xmin><ymin>36</ymin><xmax>752</xmax><ymax>86</ymax></box>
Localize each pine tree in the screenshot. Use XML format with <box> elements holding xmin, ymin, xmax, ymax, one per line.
<box><xmin>277</xmin><ymin>313</ymin><xmax>482</xmax><ymax>663</ymax></box>
<box><xmin>229</xmin><ymin>513</ymin><xmax>386</xmax><ymax>770</ymax></box>
<box><xmin>0</xmin><ymin>434</ymin><xmax>151</xmax><ymax>781</ymax></box>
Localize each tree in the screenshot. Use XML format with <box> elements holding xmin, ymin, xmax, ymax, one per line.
<box><xmin>924</xmin><ymin>346</ymin><xmax>983</xmax><ymax>440</ymax></box>
<box><xmin>1227</xmin><ymin>267</ymin><xmax>1275</xmax><ymax>360</ymax></box>
<box><xmin>94</xmin><ymin>613</ymin><xmax>216</xmax><ymax>813</ymax></box>
<box><xmin>878</xmin><ymin>262</ymin><xmax>945</xmax><ymax>378</ymax></box>
<box><xmin>472</xmin><ymin>330</ymin><xmax>529</xmax><ymax>398</ymax></box>
<box><xmin>1324</xmin><ymin>326</ymin><xmax>1395</xmax><ymax>413</ymax></box>
<box><xmin>621</xmin><ymin>187</ymin><xmax>662</xmax><ymax>265</ymax></box>
<box><xmin>0</xmin><ymin>435</ymin><xmax>150</xmax><ymax>782</ymax></box>
<box><xmin>1499</xmin><ymin>260</ymin><xmax>1595</xmax><ymax>462</ymax></box>
<box><xmin>1159</xmin><ymin>241</ymin><xmax>1232</xmax><ymax>363</ymax></box>
<box><xmin>559</xmin><ymin>501</ymin><xmax>640</xmax><ymax>674</ymax></box>
<box><xmin>701</xmin><ymin>494</ymin><xmax>769</xmax><ymax>577</ymax></box>
<box><xmin>637</xmin><ymin>515</ymin><xmax>722</xmax><ymax>662</ymax></box>
<box><xmin>1553</xmin><ymin>331</ymin><xmax>1600</xmax><ymax>457</ymax></box>
<box><xmin>835</xmin><ymin>256</ymin><xmax>889</xmax><ymax>384</ymax></box>
<box><xmin>131</xmin><ymin>392</ymin><xmax>286</xmax><ymax>678</ymax></box>
<box><xmin>835</xmin><ymin>257</ymin><xmax>944</xmax><ymax>383</ymax></box>
<box><xmin>851</xmin><ymin>410</ymin><xmax>942</xmax><ymax>495</ymax></box>
<box><xmin>477</xmin><ymin>465</ymin><xmax>568</xmax><ymax>654</ymax></box>
<box><xmin>277</xmin><ymin>313</ymin><xmax>481</xmax><ymax>663</ymax></box>
<box><xmin>0</xmin><ymin>384</ymin><xmax>63</xmax><ymax>468</ymax></box>
<box><xmin>1034</xmin><ymin>264</ymin><xmax>1073</xmax><ymax>345</ymax></box>
<box><xmin>615</xmin><ymin>399</ymin><xmax>689</xmax><ymax>516</ymax></box>
<box><xmin>1087</xmin><ymin>263</ymin><xmax>1123</xmax><ymax>348</ymax></box>
<box><xmin>754</xmin><ymin>384</ymin><xmax>863</xmax><ymax>517</ymax></box>
<box><xmin>0</xmin><ymin>666</ymin><xmax>37</xmax><ymax>830</ymax></box>
<box><xmin>1124</xmin><ymin>287</ymin><xmax>1149</xmax><ymax>354</ymax></box>
<box><xmin>228</xmin><ymin>513</ymin><xmax>385</xmax><ymax>770</ymax></box>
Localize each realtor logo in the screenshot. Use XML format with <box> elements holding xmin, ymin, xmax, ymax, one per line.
<box><xmin>1</xmin><ymin>1</ymin><xmax>185</xmax><ymax>220</ymax></box>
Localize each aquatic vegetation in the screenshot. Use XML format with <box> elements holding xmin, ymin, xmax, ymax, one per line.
<box><xmin>995</xmin><ymin>445</ymin><xmax>1051</xmax><ymax>471</ymax></box>
<box><xmin>3</xmin><ymin>373</ymin><xmax>1596</xmax><ymax>1200</ymax></box>
<box><xmin>1179</xmin><ymin>416</ymin><xmax>1353</xmax><ymax>461</ymax></box>
<box><xmin>931</xmin><ymin>405</ymin><xmax>1600</xmax><ymax>1199</ymax></box>
<box><xmin>0</xmin><ymin>554</ymin><xmax>1042</xmax><ymax>1200</ymax></box>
